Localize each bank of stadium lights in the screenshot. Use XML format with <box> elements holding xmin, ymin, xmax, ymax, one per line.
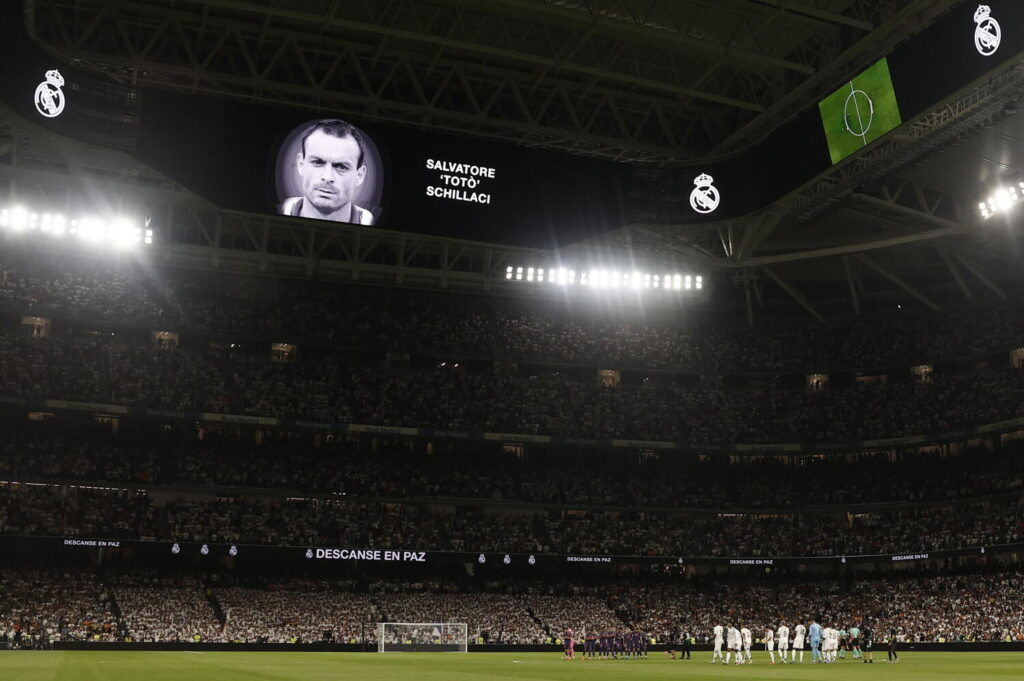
<box><xmin>978</xmin><ymin>182</ymin><xmax>1024</xmax><ymax>219</ymax></box>
<box><xmin>0</xmin><ymin>206</ymin><xmax>152</xmax><ymax>247</ymax></box>
<box><xmin>504</xmin><ymin>266</ymin><xmax>702</xmax><ymax>291</ymax></box>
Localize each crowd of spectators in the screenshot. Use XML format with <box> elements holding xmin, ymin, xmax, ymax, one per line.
<box><xmin>526</xmin><ymin>594</ymin><xmax>622</xmax><ymax>638</ymax></box>
<box><xmin>2</xmin><ymin>480</ymin><xmax>1021</xmax><ymax>558</ymax></box>
<box><xmin>0</xmin><ymin>482</ymin><xmax>158</xmax><ymax>540</ymax></box>
<box><xmin>112</xmin><ymin>576</ymin><xmax>222</xmax><ymax>642</ymax></box>
<box><xmin>2</xmin><ymin>426</ymin><xmax>1022</xmax><ymax>510</ymax></box>
<box><xmin>0</xmin><ymin>569</ymin><xmax>116</xmax><ymax>645</ymax></box>
<box><xmin>5</xmin><ymin>254</ymin><xmax>1024</xmax><ymax>649</ymax></box>
<box><xmin>4</xmin><ymin>253</ymin><xmax>1024</xmax><ymax>375</ymax></box>
<box><xmin>376</xmin><ymin>593</ymin><xmax>543</xmax><ymax>644</ymax></box>
<box><xmin>217</xmin><ymin>586</ymin><xmax>376</xmax><ymax>643</ymax></box>
<box><xmin>4</xmin><ymin>569</ymin><xmax>1022</xmax><ymax>645</ymax></box>
<box><xmin>4</xmin><ymin>331</ymin><xmax>1024</xmax><ymax>443</ymax></box>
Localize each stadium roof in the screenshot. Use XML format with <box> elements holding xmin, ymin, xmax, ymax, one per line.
<box><xmin>26</xmin><ymin>0</ymin><xmax>952</xmax><ymax>163</ymax></box>
<box><xmin>11</xmin><ymin>0</ymin><xmax>1024</xmax><ymax>320</ymax></box>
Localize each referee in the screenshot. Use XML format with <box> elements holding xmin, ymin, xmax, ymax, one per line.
<box><xmin>887</xmin><ymin>629</ymin><xmax>899</xmax><ymax>663</ymax></box>
<box><xmin>862</xmin><ymin>625</ymin><xmax>874</xmax><ymax>664</ymax></box>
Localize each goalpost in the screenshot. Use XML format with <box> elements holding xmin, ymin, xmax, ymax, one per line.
<box><xmin>377</xmin><ymin>622</ymin><xmax>469</xmax><ymax>653</ymax></box>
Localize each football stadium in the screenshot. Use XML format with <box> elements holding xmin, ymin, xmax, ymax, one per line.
<box><xmin>1</xmin><ymin>1</ymin><xmax>1023</xmax><ymax>679</ymax></box>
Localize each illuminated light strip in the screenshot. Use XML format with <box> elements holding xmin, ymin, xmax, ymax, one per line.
<box><xmin>0</xmin><ymin>205</ymin><xmax>152</xmax><ymax>246</ymax></box>
<box><xmin>505</xmin><ymin>265</ymin><xmax>701</xmax><ymax>291</ymax></box>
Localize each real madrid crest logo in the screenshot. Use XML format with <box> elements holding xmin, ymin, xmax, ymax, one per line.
<box><xmin>200</xmin><ymin>543</ymin><xmax>210</xmax><ymax>555</ymax></box>
<box><xmin>478</xmin><ymin>553</ymin><xmax>486</xmax><ymax>563</ymax></box>
<box><xmin>34</xmin><ymin>69</ymin><xmax>66</xmax><ymax>118</ymax></box>
<box><xmin>305</xmin><ymin>548</ymin><xmax>314</xmax><ymax>558</ymax></box>
<box><xmin>171</xmin><ymin>542</ymin><xmax>181</xmax><ymax>554</ymax></box>
<box><xmin>974</xmin><ymin>5</ymin><xmax>1001</xmax><ymax>56</ymax></box>
<box><xmin>689</xmin><ymin>172</ymin><xmax>720</xmax><ymax>214</ymax></box>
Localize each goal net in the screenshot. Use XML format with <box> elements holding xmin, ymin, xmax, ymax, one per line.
<box><xmin>377</xmin><ymin>622</ymin><xmax>469</xmax><ymax>652</ymax></box>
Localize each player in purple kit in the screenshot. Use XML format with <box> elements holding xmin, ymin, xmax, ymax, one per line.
<box><xmin>584</xmin><ymin>629</ymin><xmax>597</xmax><ymax>658</ymax></box>
<box><xmin>563</xmin><ymin>627</ymin><xmax>575</xmax><ymax>660</ymax></box>
<box><xmin>639</xmin><ymin>629</ymin><xmax>649</xmax><ymax>658</ymax></box>
<box><xmin>600</xmin><ymin>630</ymin><xmax>611</xmax><ymax>660</ymax></box>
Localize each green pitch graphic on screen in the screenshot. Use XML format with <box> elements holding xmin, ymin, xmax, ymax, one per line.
<box><xmin>819</xmin><ymin>58</ymin><xmax>901</xmax><ymax>165</ymax></box>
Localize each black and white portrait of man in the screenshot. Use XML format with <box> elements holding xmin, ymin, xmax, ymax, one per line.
<box><xmin>276</xmin><ymin>119</ymin><xmax>384</xmax><ymax>225</ymax></box>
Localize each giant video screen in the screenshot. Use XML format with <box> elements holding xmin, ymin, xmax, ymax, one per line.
<box><xmin>133</xmin><ymin>90</ymin><xmax>628</xmax><ymax>249</ymax></box>
<box><xmin>819</xmin><ymin>58</ymin><xmax>902</xmax><ymax>165</ymax></box>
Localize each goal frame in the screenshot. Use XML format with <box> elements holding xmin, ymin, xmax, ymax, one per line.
<box><xmin>377</xmin><ymin>622</ymin><xmax>469</xmax><ymax>653</ymax></box>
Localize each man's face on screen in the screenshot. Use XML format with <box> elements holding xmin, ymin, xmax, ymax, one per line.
<box><xmin>297</xmin><ymin>130</ymin><xmax>366</xmax><ymax>217</ymax></box>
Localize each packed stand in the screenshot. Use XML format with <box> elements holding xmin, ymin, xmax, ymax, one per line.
<box><xmin>4</xmin><ymin>331</ymin><xmax>1024</xmax><ymax>443</ymax></box>
<box><xmin>112</xmin><ymin>578</ymin><xmax>222</xmax><ymax>642</ymax></box>
<box><xmin>218</xmin><ymin>585</ymin><xmax>376</xmax><ymax>643</ymax></box>
<box><xmin>0</xmin><ymin>482</ymin><xmax>158</xmax><ymax>540</ymax></box>
<box><xmin>2</xmin><ymin>569</ymin><xmax>1021</xmax><ymax>645</ymax></box>
<box><xmin>3</xmin><ymin>480</ymin><xmax>1022</xmax><ymax>558</ymax></box>
<box><xmin>0</xmin><ymin>569</ymin><xmax>116</xmax><ymax>645</ymax></box>
<box><xmin>3</xmin><ymin>426</ymin><xmax>1023</xmax><ymax>510</ymax></box>
<box><xmin>4</xmin><ymin>252</ymin><xmax>1024</xmax><ymax>375</ymax></box>
<box><xmin>527</xmin><ymin>594</ymin><xmax>622</xmax><ymax>638</ymax></box>
<box><xmin>375</xmin><ymin>592</ymin><xmax>544</xmax><ymax>644</ymax></box>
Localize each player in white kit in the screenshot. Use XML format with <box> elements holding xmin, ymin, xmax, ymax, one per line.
<box><xmin>726</xmin><ymin>625</ymin><xmax>742</xmax><ymax>664</ymax></box>
<box><xmin>711</xmin><ymin>625</ymin><xmax>724</xmax><ymax>663</ymax></box>
<box><xmin>792</xmin><ymin>623</ymin><xmax>806</xmax><ymax>663</ymax></box>
<box><xmin>741</xmin><ymin>627</ymin><xmax>752</xmax><ymax>663</ymax></box>
<box><xmin>765</xmin><ymin>627</ymin><xmax>776</xmax><ymax>664</ymax></box>
<box><xmin>826</xmin><ymin>626</ymin><xmax>840</xmax><ymax>662</ymax></box>
<box><xmin>777</xmin><ymin>624</ymin><xmax>789</xmax><ymax>663</ymax></box>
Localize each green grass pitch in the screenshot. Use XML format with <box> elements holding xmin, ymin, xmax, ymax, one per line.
<box><xmin>819</xmin><ymin>57</ymin><xmax>902</xmax><ymax>165</ymax></box>
<box><xmin>1</xmin><ymin>651</ymin><xmax>1021</xmax><ymax>681</ymax></box>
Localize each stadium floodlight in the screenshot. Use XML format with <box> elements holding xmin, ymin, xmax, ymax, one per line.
<box><xmin>0</xmin><ymin>205</ymin><xmax>150</xmax><ymax>248</ymax></box>
<box><xmin>979</xmin><ymin>181</ymin><xmax>1024</xmax><ymax>219</ymax></box>
<box><xmin>502</xmin><ymin>264</ymin><xmax>703</xmax><ymax>294</ymax></box>
<box><xmin>9</xmin><ymin>206</ymin><xmax>27</xmax><ymax>231</ymax></box>
<box><xmin>109</xmin><ymin>218</ymin><xmax>142</xmax><ymax>249</ymax></box>
<box><xmin>77</xmin><ymin>217</ymin><xmax>104</xmax><ymax>242</ymax></box>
